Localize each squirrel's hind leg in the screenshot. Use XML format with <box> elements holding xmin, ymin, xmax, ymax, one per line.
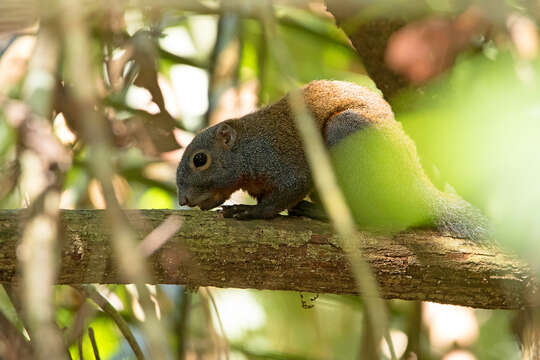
<box><xmin>324</xmin><ymin>109</ymin><xmax>371</xmax><ymax>147</ymax></box>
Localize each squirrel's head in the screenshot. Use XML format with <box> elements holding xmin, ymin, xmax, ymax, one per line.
<box><xmin>176</xmin><ymin>122</ymin><xmax>240</xmax><ymax>210</ymax></box>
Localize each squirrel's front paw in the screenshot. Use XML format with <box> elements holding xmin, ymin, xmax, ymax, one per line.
<box><xmin>221</xmin><ymin>205</ymin><xmax>255</xmax><ymax>220</ymax></box>
<box><xmin>221</xmin><ymin>205</ymin><xmax>276</xmax><ymax>220</ymax></box>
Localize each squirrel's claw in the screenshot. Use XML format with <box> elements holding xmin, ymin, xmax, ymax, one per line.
<box><xmin>288</xmin><ymin>200</ymin><xmax>329</xmax><ymax>222</ymax></box>
<box><xmin>221</xmin><ymin>205</ymin><xmax>254</xmax><ymax>220</ymax></box>
<box><xmin>221</xmin><ymin>205</ymin><xmax>277</xmax><ymax>220</ymax></box>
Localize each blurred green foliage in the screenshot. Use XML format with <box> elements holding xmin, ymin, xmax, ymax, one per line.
<box><xmin>331</xmin><ymin>122</ymin><xmax>435</xmax><ymax>232</ymax></box>
<box><xmin>396</xmin><ymin>51</ymin><xmax>540</xmax><ymax>257</ymax></box>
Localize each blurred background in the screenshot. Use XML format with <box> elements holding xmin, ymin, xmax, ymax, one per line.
<box><xmin>1</xmin><ymin>0</ymin><xmax>539</xmax><ymax>359</ymax></box>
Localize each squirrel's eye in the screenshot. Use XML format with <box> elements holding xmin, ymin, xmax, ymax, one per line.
<box><xmin>193</xmin><ymin>152</ymin><xmax>207</xmax><ymax>167</ymax></box>
<box><xmin>190</xmin><ymin>150</ymin><xmax>211</xmax><ymax>171</ymax></box>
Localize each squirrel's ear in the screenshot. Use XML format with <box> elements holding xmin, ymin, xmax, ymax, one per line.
<box><xmin>216</xmin><ymin>123</ymin><xmax>237</xmax><ymax>149</ymax></box>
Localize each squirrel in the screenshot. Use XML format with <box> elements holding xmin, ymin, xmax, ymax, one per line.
<box><xmin>176</xmin><ymin>80</ymin><xmax>488</xmax><ymax>240</ymax></box>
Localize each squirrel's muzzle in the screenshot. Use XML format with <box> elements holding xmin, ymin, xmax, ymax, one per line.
<box><xmin>178</xmin><ymin>193</ymin><xmax>188</xmax><ymax>207</ymax></box>
<box><xmin>178</xmin><ymin>189</ymin><xmax>225</xmax><ymax>210</ymax></box>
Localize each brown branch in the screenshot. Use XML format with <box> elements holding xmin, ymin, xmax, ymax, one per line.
<box><xmin>0</xmin><ymin>209</ymin><xmax>536</xmax><ymax>310</ymax></box>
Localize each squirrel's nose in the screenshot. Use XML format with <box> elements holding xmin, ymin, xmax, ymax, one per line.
<box><xmin>178</xmin><ymin>194</ymin><xmax>188</xmax><ymax>207</ymax></box>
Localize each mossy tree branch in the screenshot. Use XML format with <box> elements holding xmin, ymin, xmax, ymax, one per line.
<box><xmin>0</xmin><ymin>209</ymin><xmax>536</xmax><ymax>310</ymax></box>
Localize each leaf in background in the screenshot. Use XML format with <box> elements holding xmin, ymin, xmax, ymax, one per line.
<box><xmin>330</xmin><ymin>118</ymin><xmax>436</xmax><ymax>232</ymax></box>
<box><xmin>396</xmin><ymin>51</ymin><xmax>540</xmax><ymax>256</ymax></box>
<box><xmin>138</xmin><ymin>187</ymin><xmax>174</xmax><ymax>209</ymax></box>
<box><xmin>130</xmin><ymin>31</ymin><xmax>181</xmax><ymax>153</ymax></box>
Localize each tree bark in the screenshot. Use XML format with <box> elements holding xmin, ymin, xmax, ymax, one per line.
<box><xmin>0</xmin><ymin>209</ymin><xmax>537</xmax><ymax>310</ymax></box>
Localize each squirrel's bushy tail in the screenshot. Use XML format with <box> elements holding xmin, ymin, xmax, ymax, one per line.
<box><xmin>431</xmin><ymin>192</ymin><xmax>490</xmax><ymax>241</ymax></box>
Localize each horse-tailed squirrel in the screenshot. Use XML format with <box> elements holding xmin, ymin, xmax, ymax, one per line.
<box><xmin>176</xmin><ymin>80</ymin><xmax>488</xmax><ymax>240</ymax></box>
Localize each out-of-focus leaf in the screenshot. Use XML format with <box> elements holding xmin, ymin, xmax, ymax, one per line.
<box><xmin>396</xmin><ymin>51</ymin><xmax>540</xmax><ymax>256</ymax></box>
<box><xmin>250</xmin><ymin>290</ymin><xmax>362</xmax><ymax>359</ymax></box>
<box><xmin>472</xmin><ymin>310</ymin><xmax>520</xmax><ymax>360</ymax></box>
<box><xmin>276</xmin><ymin>5</ymin><xmax>353</xmax><ymax>50</ymax></box>
<box><xmin>138</xmin><ymin>187</ymin><xmax>174</xmax><ymax>209</ymax></box>
<box><xmin>240</xmin><ymin>17</ymin><xmax>377</xmax><ymax>103</ymax></box>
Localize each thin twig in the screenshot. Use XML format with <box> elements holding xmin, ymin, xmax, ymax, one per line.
<box><xmin>259</xmin><ymin>4</ymin><xmax>396</xmax><ymax>359</ymax></box>
<box><xmin>73</xmin><ymin>285</ymin><xmax>146</xmax><ymax>360</ymax></box>
<box><xmin>199</xmin><ymin>289</ymin><xmax>223</xmax><ymax>359</ymax></box>
<box><xmin>78</xmin><ymin>334</ymin><xmax>84</xmax><ymax>360</ymax></box>
<box><xmin>88</xmin><ymin>327</ymin><xmax>100</xmax><ymax>360</ymax></box>
<box><xmin>175</xmin><ymin>287</ymin><xmax>191</xmax><ymax>360</ymax></box>
<box><xmin>64</xmin><ymin>300</ymin><xmax>97</xmax><ymax>347</ymax></box>
<box><xmin>404</xmin><ymin>301</ymin><xmax>422</xmax><ymax>359</ymax></box>
<box><xmin>138</xmin><ymin>215</ymin><xmax>183</xmax><ymax>257</ymax></box>
<box><xmin>158</xmin><ymin>48</ymin><xmax>208</xmax><ymax>69</ymax></box>
<box><xmin>204</xmin><ymin>288</ymin><xmax>230</xmax><ymax>360</ymax></box>
<box><xmin>204</xmin><ymin>13</ymin><xmax>241</xmax><ymax>126</ymax></box>
<box><xmin>59</xmin><ymin>2</ymin><xmax>172</xmax><ymax>358</ymax></box>
<box><xmin>18</xmin><ymin>11</ymin><xmax>68</xmax><ymax>360</ymax></box>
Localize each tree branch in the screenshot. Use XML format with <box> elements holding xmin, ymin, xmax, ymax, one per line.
<box><xmin>0</xmin><ymin>209</ymin><xmax>536</xmax><ymax>309</ymax></box>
